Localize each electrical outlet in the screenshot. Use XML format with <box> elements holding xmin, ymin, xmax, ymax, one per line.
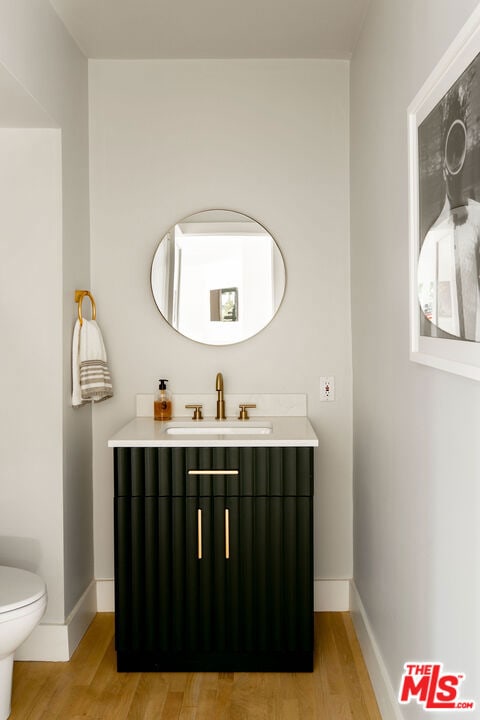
<box><xmin>320</xmin><ymin>376</ymin><xmax>335</xmax><ymax>402</ymax></box>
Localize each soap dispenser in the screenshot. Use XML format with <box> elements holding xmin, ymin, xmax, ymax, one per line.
<box><xmin>154</xmin><ymin>379</ymin><xmax>172</xmax><ymax>421</ymax></box>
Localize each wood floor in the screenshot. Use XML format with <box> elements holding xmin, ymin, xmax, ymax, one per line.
<box><xmin>10</xmin><ymin>613</ymin><xmax>381</xmax><ymax>719</ymax></box>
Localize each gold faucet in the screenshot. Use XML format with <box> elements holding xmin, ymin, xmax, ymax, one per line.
<box><xmin>215</xmin><ymin>372</ymin><xmax>226</xmax><ymax>420</ymax></box>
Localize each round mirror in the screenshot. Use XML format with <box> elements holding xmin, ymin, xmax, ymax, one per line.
<box><xmin>151</xmin><ymin>210</ymin><xmax>286</xmax><ymax>345</ymax></box>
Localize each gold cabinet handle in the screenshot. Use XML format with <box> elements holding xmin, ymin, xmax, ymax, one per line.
<box><xmin>197</xmin><ymin>508</ymin><xmax>202</xmax><ymax>559</ymax></box>
<box><xmin>188</xmin><ymin>470</ymin><xmax>238</xmax><ymax>476</ymax></box>
<box><xmin>225</xmin><ymin>508</ymin><xmax>230</xmax><ymax>559</ymax></box>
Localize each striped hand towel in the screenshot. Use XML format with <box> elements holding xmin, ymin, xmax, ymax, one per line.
<box><xmin>72</xmin><ymin>319</ymin><xmax>113</xmax><ymax>406</ymax></box>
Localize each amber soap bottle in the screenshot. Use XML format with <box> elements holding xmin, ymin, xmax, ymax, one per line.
<box><xmin>154</xmin><ymin>378</ymin><xmax>172</xmax><ymax>421</ymax></box>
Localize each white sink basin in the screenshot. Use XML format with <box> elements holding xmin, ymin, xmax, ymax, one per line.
<box><xmin>165</xmin><ymin>422</ymin><xmax>272</xmax><ymax>435</ymax></box>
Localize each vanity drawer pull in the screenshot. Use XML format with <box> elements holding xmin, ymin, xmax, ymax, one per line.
<box><xmin>197</xmin><ymin>509</ymin><xmax>202</xmax><ymax>560</ymax></box>
<box><xmin>188</xmin><ymin>470</ymin><xmax>239</xmax><ymax>476</ymax></box>
<box><xmin>225</xmin><ymin>508</ymin><xmax>230</xmax><ymax>560</ymax></box>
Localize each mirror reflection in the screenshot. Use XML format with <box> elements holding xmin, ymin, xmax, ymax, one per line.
<box><xmin>151</xmin><ymin>210</ymin><xmax>286</xmax><ymax>345</ymax></box>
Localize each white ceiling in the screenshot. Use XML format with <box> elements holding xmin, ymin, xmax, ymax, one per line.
<box><xmin>49</xmin><ymin>0</ymin><xmax>369</xmax><ymax>59</ymax></box>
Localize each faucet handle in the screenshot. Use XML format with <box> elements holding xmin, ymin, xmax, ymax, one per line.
<box><xmin>238</xmin><ymin>403</ymin><xmax>256</xmax><ymax>420</ymax></box>
<box><xmin>185</xmin><ymin>404</ymin><xmax>203</xmax><ymax>420</ymax></box>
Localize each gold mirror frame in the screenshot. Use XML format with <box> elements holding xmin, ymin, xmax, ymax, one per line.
<box><xmin>151</xmin><ymin>209</ymin><xmax>286</xmax><ymax>346</ymax></box>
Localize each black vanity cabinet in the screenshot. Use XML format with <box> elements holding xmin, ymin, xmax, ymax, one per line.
<box><xmin>114</xmin><ymin>445</ymin><xmax>314</xmax><ymax>672</ymax></box>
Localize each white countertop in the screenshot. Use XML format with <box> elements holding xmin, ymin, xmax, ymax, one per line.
<box><xmin>108</xmin><ymin>416</ymin><xmax>319</xmax><ymax>448</ymax></box>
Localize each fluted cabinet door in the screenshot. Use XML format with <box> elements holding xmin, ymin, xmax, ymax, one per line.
<box><xmin>114</xmin><ymin>446</ymin><xmax>314</xmax><ymax>671</ymax></box>
<box><xmin>184</xmin><ymin>495</ymin><xmax>248</xmax><ymax>658</ymax></box>
<box><xmin>184</xmin><ymin>496</ymin><xmax>215</xmax><ymax>654</ymax></box>
<box><xmin>115</xmin><ymin>496</ymin><xmax>184</xmax><ymax>658</ymax></box>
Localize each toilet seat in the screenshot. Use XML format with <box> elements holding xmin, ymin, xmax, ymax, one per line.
<box><xmin>0</xmin><ymin>567</ymin><xmax>46</xmax><ymax>614</ymax></box>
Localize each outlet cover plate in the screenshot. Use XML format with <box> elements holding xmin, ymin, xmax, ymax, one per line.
<box><xmin>320</xmin><ymin>376</ymin><xmax>335</xmax><ymax>401</ymax></box>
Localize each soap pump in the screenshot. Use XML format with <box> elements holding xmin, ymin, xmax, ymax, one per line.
<box><xmin>154</xmin><ymin>378</ymin><xmax>172</xmax><ymax>421</ymax></box>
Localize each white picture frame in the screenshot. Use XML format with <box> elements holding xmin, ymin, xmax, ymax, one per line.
<box><xmin>408</xmin><ymin>6</ymin><xmax>480</xmax><ymax>381</ymax></box>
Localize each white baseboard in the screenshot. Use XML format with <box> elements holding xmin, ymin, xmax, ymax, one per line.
<box><xmin>66</xmin><ymin>581</ymin><xmax>97</xmax><ymax>656</ymax></box>
<box><xmin>15</xmin><ymin>581</ymin><xmax>97</xmax><ymax>662</ymax></box>
<box><xmin>350</xmin><ymin>581</ymin><xmax>404</xmax><ymax>720</ymax></box>
<box><xmin>13</xmin><ymin>577</ymin><xmax>351</xmax><ymax>661</ymax></box>
<box><xmin>96</xmin><ymin>578</ymin><xmax>115</xmax><ymax>612</ymax></box>
<box><xmin>314</xmin><ymin>579</ymin><xmax>350</xmax><ymax>610</ymax></box>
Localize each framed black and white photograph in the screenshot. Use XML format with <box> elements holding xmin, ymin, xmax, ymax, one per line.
<box><xmin>408</xmin><ymin>11</ymin><xmax>480</xmax><ymax>380</ymax></box>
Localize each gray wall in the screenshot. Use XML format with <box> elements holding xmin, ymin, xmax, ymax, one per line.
<box><xmin>0</xmin><ymin>0</ymin><xmax>92</xmax><ymax>620</ymax></box>
<box><xmin>89</xmin><ymin>59</ymin><xmax>353</xmax><ymax>588</ymax></box>
<box><xmin>351</xmin><ymin>1</ymin><xmax>480</xmax><ymax>715</ymax></box>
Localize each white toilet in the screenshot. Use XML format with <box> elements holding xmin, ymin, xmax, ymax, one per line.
<box><xmin>0</xmin><ymin>566</ymin><xmax>47</xmax><ymax>720</ymax></box>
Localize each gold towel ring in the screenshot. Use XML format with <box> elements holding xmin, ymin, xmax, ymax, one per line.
<box><xmin>74</xmin><ymin>290</ymin><xmax>96</xmax><ymax>326</ymax></box>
